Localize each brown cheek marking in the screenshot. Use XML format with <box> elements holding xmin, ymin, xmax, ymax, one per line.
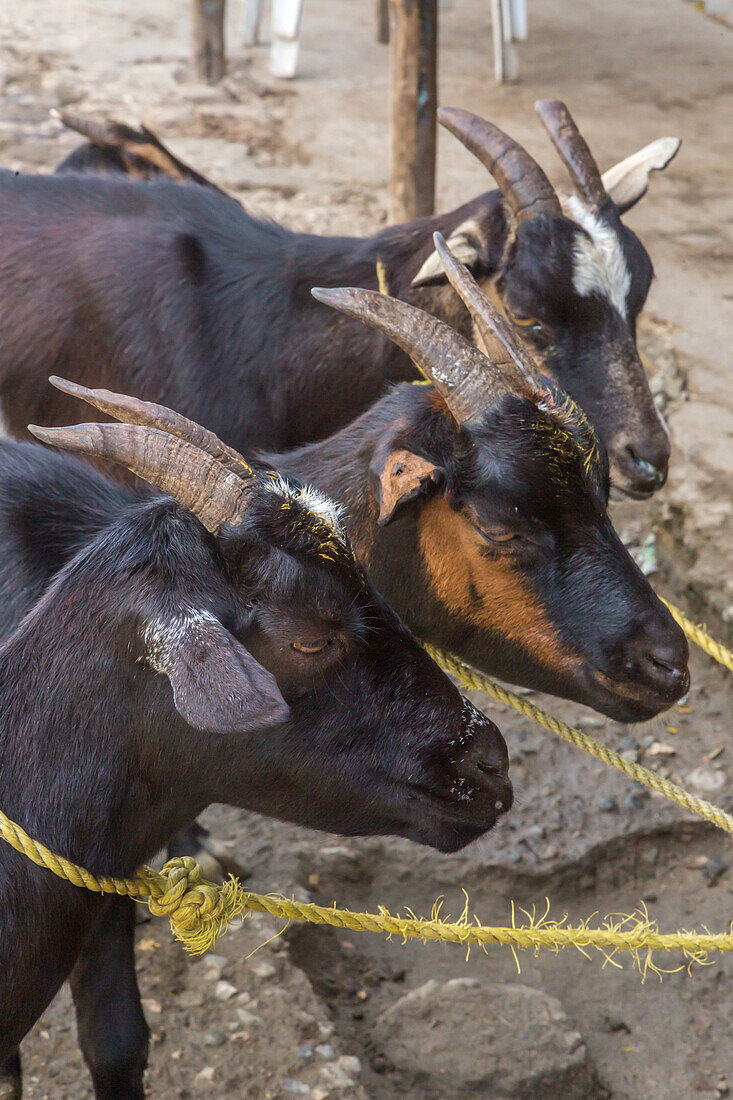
<box><xmin>418</xmin><ymin>498</ymin><xmax>582</xmax><ymax>678</ymax></box>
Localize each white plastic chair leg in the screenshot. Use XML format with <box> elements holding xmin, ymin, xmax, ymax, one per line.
<box><xmin>270</xmin><ymin>0</ymin><xmax>304</xmax><ymax>79</ymax></box>
<box><xmin>243</xmin><ymin>0</ymin><xmax>264</xmax><ymax>46</ymax></box>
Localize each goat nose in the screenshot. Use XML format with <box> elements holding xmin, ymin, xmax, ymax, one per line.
<box><xmin>454</xmin><ymin>721</ymin><xmax>513</xmax><ymax>814</ymax></box>
<box><xmin>614</xmin><ymin>437</ymin><xmax>669</xmax><ymax>497</ymax></box>
<box><xmin>625</xmin><ymin>443</ymin><xmax>668</xmax><ymax>488</ymax></box>
<box><xmin>618</xmin><ymin>614</ymin><xmax>689</xmax><ymax>702</ymax></box>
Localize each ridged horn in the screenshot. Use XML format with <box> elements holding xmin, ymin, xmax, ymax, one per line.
<box><xmin>312</xmin><ymin>286</ymin><xmax>511</xmax><ymax>423</ymax></box>
<box><xmin>48</xmin><ymin>376</ymin><xmax>254</xmax><ymax>481</ymax></box>
<box><xmin>51</xmin><ymin>109</ymin><xmax>219</xmax><ymax>190</ymax></box>
<box><xmin>27</xmin><ymin>421</ymin><xmax>252</xmax><ymax>534</ymax></box>
<box><xmin>535</xmin><ymin>100</ymin><xmax>606</xmax><ymax>209</ymax></box>
<box><xmin>438</xmin><ymin>107</ymin><xmax>560</xmax><ymax>224</ymax></box>
<box><xmin>432</xmin><ymin>233</ymin><xmax>542</xmax><ymax>394</ymax></box>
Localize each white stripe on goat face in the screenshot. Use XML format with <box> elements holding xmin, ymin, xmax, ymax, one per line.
<box><xmin>562</xmin><ymin>195</ymin><xmax>631</xmax><ymax>319</ymax></box>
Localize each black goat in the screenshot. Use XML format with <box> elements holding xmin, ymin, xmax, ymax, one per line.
<box><xmin>0</xmin><ymin>398</ymin><xmax>511</xmax><ymax>1098</ymax></box>
<box><xmin>48</xmin><ymin>100</ymin><xmax>680</xmax><ymax>496</ymax></box>
<box><xmin>31</xmin><ymin>237</ymin><xmax>689</xmax><ymax>726</ymax></box>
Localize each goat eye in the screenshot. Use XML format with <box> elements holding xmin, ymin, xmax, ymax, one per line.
<box><xmin>506</xmin><ymin>307</ymin><xmax>542</xmax><ymax>332</ymax></box>
<box><xmin>291</xmin><ymin>638</ymin><xmax>333</xmax><ymax>655</ymax></box>
<box><xmin>477</xmin><ymin>527</ymin><xmax>519</xmax><ymax>546</ymax></box>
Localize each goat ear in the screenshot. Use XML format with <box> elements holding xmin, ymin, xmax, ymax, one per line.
<box><xmin>369</xmin><ymin>446</ymin><xmax>444</xmax><ymax>526</ymax></box>
<box><xmin>411</xmin><ymin>219</ymin><xmax>484</xmax><ymax>287</ymax></box>
<box><xmin>145</xmin><ymin>611</ymin><xmax>289</xmax><ymax>734</ymax></box>
<box><xmin>601</xmin><ymin>137</ymin><xmax>680</xmax><ymax>214</ymax></box>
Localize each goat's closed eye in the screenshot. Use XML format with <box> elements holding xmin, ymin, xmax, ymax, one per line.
<box><xmin>291</xmin><ymin>638</ymin><xmax>333</xmax><ymax>655</ymax></box>
<box><xmin>473</xmin><ymin>524</ymin><xmax>520</xmax><ymax>547</ymax></box>
<box><xmin>506</xmin><ymin>306</ymin><xmax>542</xmax><ymax>332</ymax></box>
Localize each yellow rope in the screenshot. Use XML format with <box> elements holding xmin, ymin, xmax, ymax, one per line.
<box><xmin>3</xmin><ymin>804</ymin><xmax>733</xmax><ymax>969</ymax></box>
<box><xmin>0</xmin><ymin>599</ymin><xmax>730</xmax><ymax>964</ymax></box>
<box><xmin>663</xmin><ymin>599</ymin><xmax>733</xmax><ymax>673</ymax></box>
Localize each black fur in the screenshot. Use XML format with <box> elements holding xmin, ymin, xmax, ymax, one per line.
<box><xmin>0</xmin><ymin>440</ymin><xmax>511</xmax><ymax>1088</ymax></box>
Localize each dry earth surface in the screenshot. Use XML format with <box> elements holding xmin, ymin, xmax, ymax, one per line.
<box><xmin>0</xmin><ymin>0</ymin><xmax>732</xmax><ymax>1097</ymax></box>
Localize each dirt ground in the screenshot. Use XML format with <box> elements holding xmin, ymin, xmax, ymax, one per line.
<box><xmin>1</xmin><ymin>0</ymin><xmax>732</xmax><ymax>1097</ymax></box>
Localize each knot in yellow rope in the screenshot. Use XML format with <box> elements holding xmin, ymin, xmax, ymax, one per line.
<box><xmin>144</xmin><ymin>857</ymin><xmax>246</xmax><ymax>954</ymax></box>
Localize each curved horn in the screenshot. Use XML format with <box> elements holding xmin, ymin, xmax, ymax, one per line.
<box><xmin>438</xmin><ymin>107</ymin><xmax>560</xmax><ymax>224</ymax></box>
<box><xmin>27</xmin><ymin>422</ymin><xmax>252</xmax><ymax>534</ymax></box>
<box><xmin>432</xmin><ymin>233</ymin><xmax>542</xmax><ymax>394</ymax></box>
<box><xmin>535</xmin><ymin>100</ymin><xmax>606</xmax><ymax>209</ymax></box>
<box><xmin>48</xmin><ymin>376</ymin><xmax>254</xmax><ymax>481</ymax></box>
<box><xmin>312</xmin><ymin>286</ymin><xmax>510</xmax><ymax>423</ymax></box>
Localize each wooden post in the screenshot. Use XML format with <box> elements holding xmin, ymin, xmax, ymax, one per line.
<box><xmin>193</xmin><ymin>0</ymin><xmax>226</xmax><ymax>84</ymax></box>
<box><xmin>388</xmin><ymin>0</ymin><xmax>438</xmax><ymax>222</ymax></box>
<box><xmin>376</xmin><ymin>0</ymin><xmax>390</xmax><ymax>44</ymax></box>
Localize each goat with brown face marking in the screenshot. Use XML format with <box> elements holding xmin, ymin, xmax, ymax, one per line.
<box><xmin>0</xmin><ymin>102</ymin><xmax>676</xmax><ymax>498</ymax></box>
<box><xmin>0</xmin><ymin>395</ymin><xmax>511</xmax><ymax>1098</ymax></box>
<box><xmin>296</xmin><ymin>236</ymin><xmax>688</xmax><ymax>722</ymax></box>
<box><xmin>23</xmin><ymin>237</ymin><xmax>689</xmax><ymax>725</ymax></box>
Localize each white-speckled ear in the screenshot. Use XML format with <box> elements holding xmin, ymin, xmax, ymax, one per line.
<box><xmin>411</xmin><ymin>220</ymin><xmax>483</xmax><ymax>287</ymax></box>
<box><xmin>601</xmin><ymin>137</ymin><xmax>681</xmax><ymax>214</ymax></box>
<box><xmin>144</xmin><ymin>609</ymin><xmax>288</xmax><ymax>734</ymax></box>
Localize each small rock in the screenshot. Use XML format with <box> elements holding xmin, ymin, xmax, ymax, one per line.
<box><xmin>599</xmin><ymin>797</ymin><xmax>618</xmax><ymax>813</ymax></box>
<box><xmin>318</xmin><ymin>1055</ymin><xmax>361</xmax><ymax>1089</ymax></box>
<box><xmin>315</xmin><ymin>1044</ymin><xmax>335</xmax><ymax>1059</ymax></box>
<box><xmin>193</xmin><ymin>1066</ymin><xmax>215</xmax><ymax>1087</ymax></box>
<box><xmin>177</xmin><ymin>990</ymin><xmax>205</xmax><ymax>1008</ymax></box>
<box><xmin>298</xmin><ymin>1044</ymin><xmax>314</xmax><ymax>1060</ymax></box>
<box><xmin>237</xmin><ymin>1008</ymin><xmax>262</xmax><ymax>1026</ymax></box>
<box><xmin>202</xmin><ymin>953</ymin><xmax>229</xmax><ymax>971</ymax></box>
<box><xmin>282</xmin><ymin>1081</ymin><xmax>311</xmax><ymax>1096</ymax></box>
<box><xmin>140</xmin><ymin>998</ymin><xmax>162</xmax><ymax>1015</ymax></box>
<box><xmin>620</xmin><ymin>746</ymin><xmax>640</xmax><ymax>764</ymax></box>
<box><xmin>577</xmin><ymin>714</ymin><xmax>605</xmax><ymax>729</ymax></box>
<box><xmin>648</xmin><ymin>741</ymin><xmax>676</xmax><ymax>756</ymax></box>
<box><xmin>215</xmin><ymin>980</ymin><xmax>237</xmax><ymax>1002</ymax></box>
<box><xmin>202</xmin><ymin>1028</ymin><xmax>226</xmax><ymax>1047</ymax></box>
<box><xmin>251</xmin><ymin>961</ymin><xmax>276</xmax><ymax>980</ymax></box>
<box><xmin>687</xmin><ymin>767</ymin><xmax>726</xmax><ymax>792</ymax></box>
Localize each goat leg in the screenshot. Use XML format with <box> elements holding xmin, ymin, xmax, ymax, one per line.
<box><xmin>69</xmin><ymin>898</ymin><xmax>149</xmax><ymax>1100</ymax></box>
<box><xmin>0</xmin><ymin>1052</ymin><xmax>21</xmax><ymax>1100</ymax></box>
<box><xmin>166</xmin><ymin>820</ymin><xmax>251</xmax><ymax>883</ymax></box>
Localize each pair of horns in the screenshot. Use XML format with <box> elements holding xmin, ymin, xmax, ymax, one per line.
<box><xmin>313</xmin><ymin>232</ymin><xmax>542</xmax><ymax>424</ymax></box>
<box><xmin>29</xmin><ymin>382</ymin><xmax>256</xmax><ymax>534</ymax></box>
<box><xmin>439</xmin><ymin>99</ymin><xmax>608</xmax><ymax>220</ymax></box>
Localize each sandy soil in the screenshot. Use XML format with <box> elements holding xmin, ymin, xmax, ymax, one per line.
<box><xmin>1</xmin><ymin>1</ymin><xmax>732</xmax><ymax>1097</ymax></box>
